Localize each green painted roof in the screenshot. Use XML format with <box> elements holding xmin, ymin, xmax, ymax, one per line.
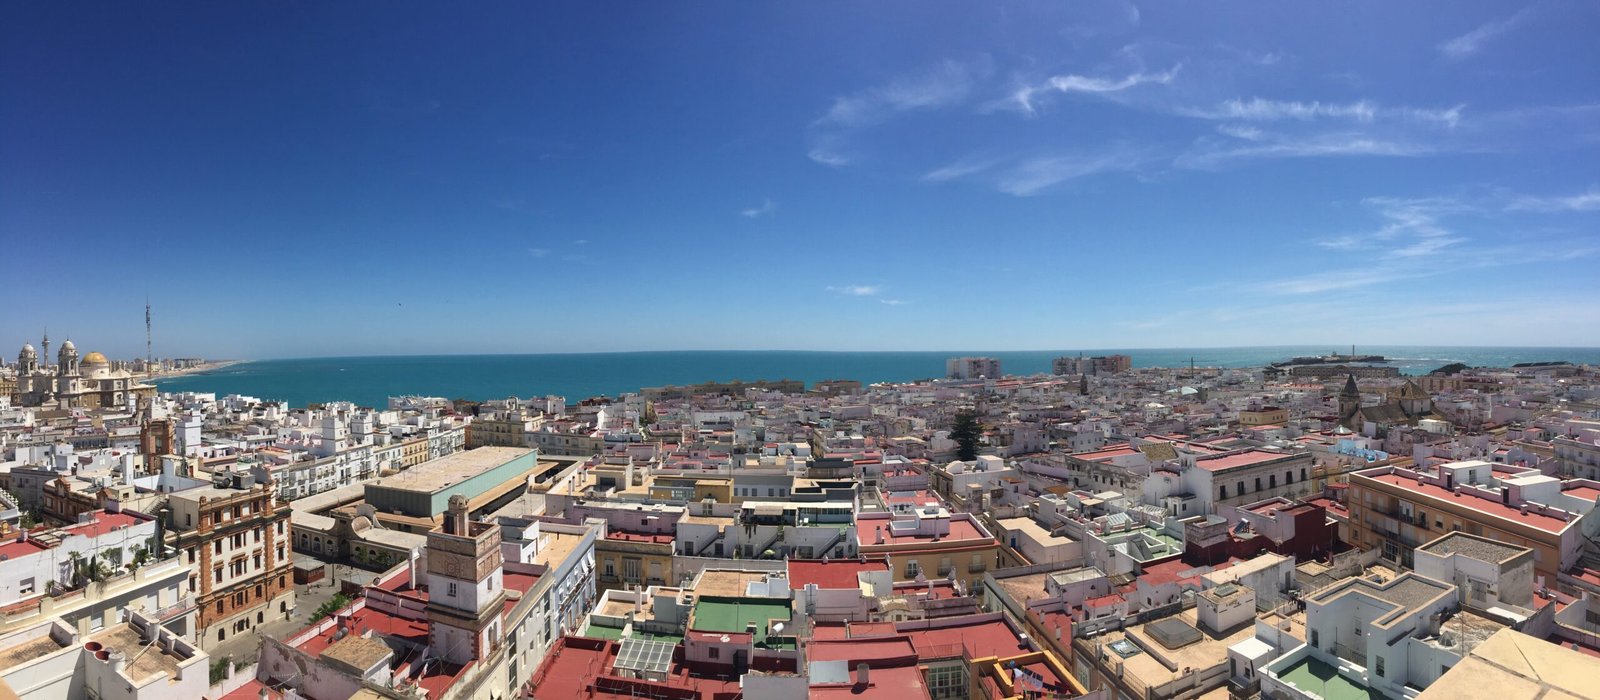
<box><xmin>1276</xmin><ymin>656</ymin><xmax>1393</xmax><ymax>700</ymax></box>
<box><xmin>690</xmin><ymin>599</ymin><xmax>794</xmax><ymax>648</ymax></box>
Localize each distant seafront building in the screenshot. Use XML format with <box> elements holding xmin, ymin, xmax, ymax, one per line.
<box><xmin>945</xmin><ymin>356</ymin><xmax>1000</xmax><ymax>380</ymax></box>
<box><xmin>1052</xmin><ymin>353</ymin><xmax>1131</xmax><ymax>376</ymax></box>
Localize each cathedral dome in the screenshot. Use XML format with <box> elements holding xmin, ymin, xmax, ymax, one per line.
<box><xmin>19</xmin><ymin>343</ymin><xmax>35</xmax><ymax>357</ymax></box>
<box><xmin>83</xmin><ymin>351</ymin><xmax>109</xmax><ymax>365</ymax></box>
<box><xmin>59</xmin><ymin>340</ymin><xmax>77</xmax><ymax>355</ymax></box>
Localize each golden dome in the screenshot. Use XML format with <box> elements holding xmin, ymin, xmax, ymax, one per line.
<box><xmin>82</xmin><ymin>351</ymin><xmax>109</xmax><ymax>364</ymax></box>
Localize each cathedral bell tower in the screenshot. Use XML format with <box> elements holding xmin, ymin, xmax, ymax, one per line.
<box><xmin>425</xmin><ymin>494</ymin><xmax>507</xmax><ymax>665</ymax></box>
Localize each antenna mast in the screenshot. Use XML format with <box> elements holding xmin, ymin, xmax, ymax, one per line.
<box><xmin>146</xmin><ymin>299</ymin><xmax>153</xmax><ymax>376</ymax></box>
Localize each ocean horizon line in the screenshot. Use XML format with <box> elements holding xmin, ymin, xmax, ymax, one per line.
<box><xmin>233</xmin><ymin>343</ymin><xmax>1600</xmax><ymax>364</ymax></box>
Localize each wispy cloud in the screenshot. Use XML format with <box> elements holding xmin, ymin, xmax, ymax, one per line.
<box><xmin>1003</xmin><ymin>64</ymin><xmax>1181</xmax><ymax>116</ymax></box>
<box><xmin>1183</xmin><ymin>98</ymin><xmax>1462</xmax><ymax>128</ymax></box>
<box><xmin>1313</xmin><ymin>196</ymin><xmax>1466</xmax><ymax>254</ymax></box>
<box><xmin>1506</xmin><ymin>187</ymin><xmax>1600</xmax><ymax>212</ymax></box>
<box><xmin>1438</xmin><ymin>8</ymin><xmax>1536</xmax><ymax>60</ymax></box>
<box><xmin>1176</xmin><ymin>132</ymin><xmax>1429</xmax><ymax>169</ymax></box>
<box><xmin>879</xmin><ymin>298</ymin><xmax>906</xmax><ymax>306</ymax></box>
<box><xmin>740</xmin><ymin>199</ymin><xmax>778</xmax><ymax>218</ymax></box>
<box><xmin>826</xmin><ymin>284</ymin><xmax>881</xmax><ymax>297</ymax></box>
<box><xmin>527</xmin><ymin>248</ymin><xmax>551</xmax><ymax>258</ymax></box>
<box><xmin>808</xmin><ymin>58</ymin><xmax>993</xmax><ymax>167</ymax></box>
<box><xmin>922</xmin><ymin>156</ymin><xmax>1004</xmax><ymax>183</ymax></box>
<box><xmin>815</xmin><ymin>58</ymin><xmax>992</xmax><ymax>129</ymax></box>
<box><xmin>996</xmin><ymin>150</ymin><xmax>1149</xmax><ymax>196</ymax></box>
<box><xmin>807</xmin><ymin>148</ymin><xmax>851</xmax><ymax>167</ymax></box>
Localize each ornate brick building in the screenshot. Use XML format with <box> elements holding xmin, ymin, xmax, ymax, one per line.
<box><xmin>166</xmin><ymin>473</ymin><xmax>296</xmax><ymax>648</ymax></box>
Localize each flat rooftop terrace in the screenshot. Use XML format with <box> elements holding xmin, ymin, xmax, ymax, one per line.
<box><xmin>997</xmin><ymin>516</ymin><xmax>1077</xmax><ymax>545</ymax></box>
<box><xmin>369</xmin><ymin>446</ymin><xmax>534</xmax><ymax>494</ymax></box>
<box><xmin>0</xmin><ymin>633</ymin><xmax>66</xmax><ymax>673</ymax></box>
<box><xmin>87</xmin><ymin>625</ymin><xmax>188</xmax><ymax>684</ymax></box>
<box><xmin>1275</xmin><ymin>655</ymin><xmax>1389</xmax><ymax>700</ymax></box>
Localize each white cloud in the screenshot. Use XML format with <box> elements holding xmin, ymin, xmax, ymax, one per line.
<box><xmin>1438</xmin><ymin>8</ymin><xmax>1535</xmax><ymax>60</ymax></box>
<box><xmin>1311</xmin><ymin>197</ymin><xmax>1466</xmax><ymax>255</ymax></box>
<box><xmin>879</xmin><ymin>299</ymin><xmax>906</xmax><ymax>306</ymax></box>
<box><xmin>740</xmin><ymin>199</ymin><xmax>777</xmax><ymax>218</ymax></box>
<box><xmin>1184</xmin><ymin>99</ymin><xmax>1462</xmax><ymax>128</ymax></box>
<box><xmin>1507</xmin><ymin>187</ymin><xmax>1600</xmax><ymax>212</ymax></box>
<box><xmin>995</xmin><ymin>150</ymin><xmax>1147</xmax><ymax>196</ymax></box>
<box><xmin>808</xmin><ymin>58</ymin><xmax>993</xmax><ymax>167</ymax></box>
<box><xmin>922</xmin><ymin>157</ymin><xmax>1003</xmax><ymax>182</ymax></box>
<box><xmin>826</xmin><ymin>285</ymin><xmax>881</xmax><ymax>297</ymax></box>
<box><xmin>527</xmin><ymin>248</ymin><xmax>550</xmax><ymax>258</ymax></box>
<box><xmin>1176</xmin><ymin>132</ymin><xmax>1428</xmax><ymax>169</ymax></box>
<box><xmin>573</xmin><ymin>238</ymin><xmax>588</xmax><ymax>245</ymax></box>
<box><xmin>1005</xmin><ymin>64</ymin><xmax>1181</xmax><ymax>116</ymax></box>
<box><xmin>815</xmin><ymin>59</ymin><xmax>991</xmax><ymax>129</ymax></box>
<box><xmin>807</xmin><ymin>148</ymin><xmax>851</xmax><ymax>167</ymax></box>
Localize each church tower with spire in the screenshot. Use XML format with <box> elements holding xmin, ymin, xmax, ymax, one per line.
<box><xmin>1338</xmin><ymin>374</ymin><xmax>1361</xmax><ymax>426</ymax></box>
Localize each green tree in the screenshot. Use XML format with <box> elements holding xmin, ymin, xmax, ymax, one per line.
<box><xmin>210</xmin><ymin>656</ymin><xmax>232</xmax><ymax>684</ymax></box>
<box><xmin>310</xmin><ymin>594</ymin><xmax>352</xmax><ymax>623</ymax></box>
<box><xmin>950</xmin><ymin>411</ymin><xmax>983</xmax><ymax>462</ymax></box>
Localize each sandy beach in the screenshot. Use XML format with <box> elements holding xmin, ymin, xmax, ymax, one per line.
<box><xmin>146</xmin><ymin>359</ymin><xmax>244</xmax><ymax>381</ymax></box>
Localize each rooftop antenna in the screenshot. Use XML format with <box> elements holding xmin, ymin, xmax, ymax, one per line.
<box><xmin>146</xmin><ymin>298</ymin><xmax>153</xmax><ymax>377</ymax></box>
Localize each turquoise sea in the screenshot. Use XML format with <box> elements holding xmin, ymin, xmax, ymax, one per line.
<box><xmin>153</xmin><ymin>346</ymin><xmax>1600</xmax><ymax>409</ymax></box>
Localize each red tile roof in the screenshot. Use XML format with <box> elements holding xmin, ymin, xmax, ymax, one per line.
<box><xmin>787</xmin><ymin>559</ymin><xmax>888</xmax><ymax>590</ymax></box>
<box><xmin>1368</xmin><ymin>473</ymin><xmax>1574</xmax><ymax>534</ymax></box>
<box><xmin>1194</xmin><ymin>450</ymin><xmax>1295</xmax><ymax>472</ymax></box>
<box><xmin>897</xmin><ymin>616</ymin><xmax>1029</xmax><ymax>661</ymax></box>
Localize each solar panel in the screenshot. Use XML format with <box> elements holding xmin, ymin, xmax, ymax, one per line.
<box><xmin>614</xmin><ymin>637</ymin><xmax>675</xmax><ymax>677</ymax></box>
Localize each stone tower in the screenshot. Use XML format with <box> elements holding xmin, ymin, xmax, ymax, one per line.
<box><xmin>1338</xmin><ymin>374</ymin><xmax>1361</xmax><ymax>425</ymax></box>
<box><xmin>425</xmin><ymin>494</ymin><xmax>507</xmax><ymax>665</ymax></box>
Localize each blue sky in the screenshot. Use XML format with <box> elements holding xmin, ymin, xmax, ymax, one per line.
<box><xmin>3</xmin><ymin>1</ymin><xmax>1598</xmax><ymax>359</ymax></box>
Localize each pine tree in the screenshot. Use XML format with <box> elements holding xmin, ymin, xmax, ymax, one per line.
<box><xmin>950</xmin><ymin>411</ymin><xmax>982</xmax><ymax>462</ymax></box>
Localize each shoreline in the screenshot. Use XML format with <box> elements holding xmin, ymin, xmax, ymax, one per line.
<box><xmin>146</xmin><ymin>359</ymin><xmax>244</xmax><ymax>381</ymax></box>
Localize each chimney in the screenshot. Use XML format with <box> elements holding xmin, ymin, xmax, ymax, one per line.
<box><xmin>855</xmin><ymin>662</ymin><xmax>870</xmax><ymax>686</ymax></box>
<box><xmin>875</xmin><ymin>526</ymin><xmax>884</xmax><ymax>544</ymax></box>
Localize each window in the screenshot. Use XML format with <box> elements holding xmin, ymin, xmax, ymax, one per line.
<box><xmin>1255</xmin><ymin>477</ymin><xmax>1262</xmax><ymax>491</ymax></box>
<box><xmin>1269</xmin><ymin>474</ymin><xmax>1276</xmax><ymax>488</ymax></box>
<box><xmin>1301</xmin><ymin>467</ymin><xmax>1308</xmax><ymax>481</ymax></box>
<box><xmin>1238</xmin><ymin>481</ymin><xmax>1246</xmax><ymax>495</ymax></box>
<box><xmin>19</xmin><ymin>578</ymin><xmax>34</xmax><ymax>595</ymax></box>
<box><xmin>1286</xmin><ymin>471</ymin><xmax>1293</xmax><ymax>485</ymax></box>
<box><xmin>709</xmin><ymin>647</ymin><xmax>720</xmax><ymax>659</ymax></box>
<box><xmin>448</xmin><ymin>582</ymin><xmax>458</xmax><ymax>596</ymax></box>
<box><xmin>905</xmin><ymin>561</ymin><xmax>920</xmax><ymax>578</ymax></box>
<box><xmin>1310</xmin><ymin>630</ymin><xmax>1319</xmax><ymax>648</ymax></box>
<box><xmin>1220</xmin><ymin>485</ymin><xmax>1228</xmax><ymax>499</ymax></box>
<box><xmin>1376</xmin><ymin>656</ymin><xmax>1385</xmax><ymax>677</ymax></box>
